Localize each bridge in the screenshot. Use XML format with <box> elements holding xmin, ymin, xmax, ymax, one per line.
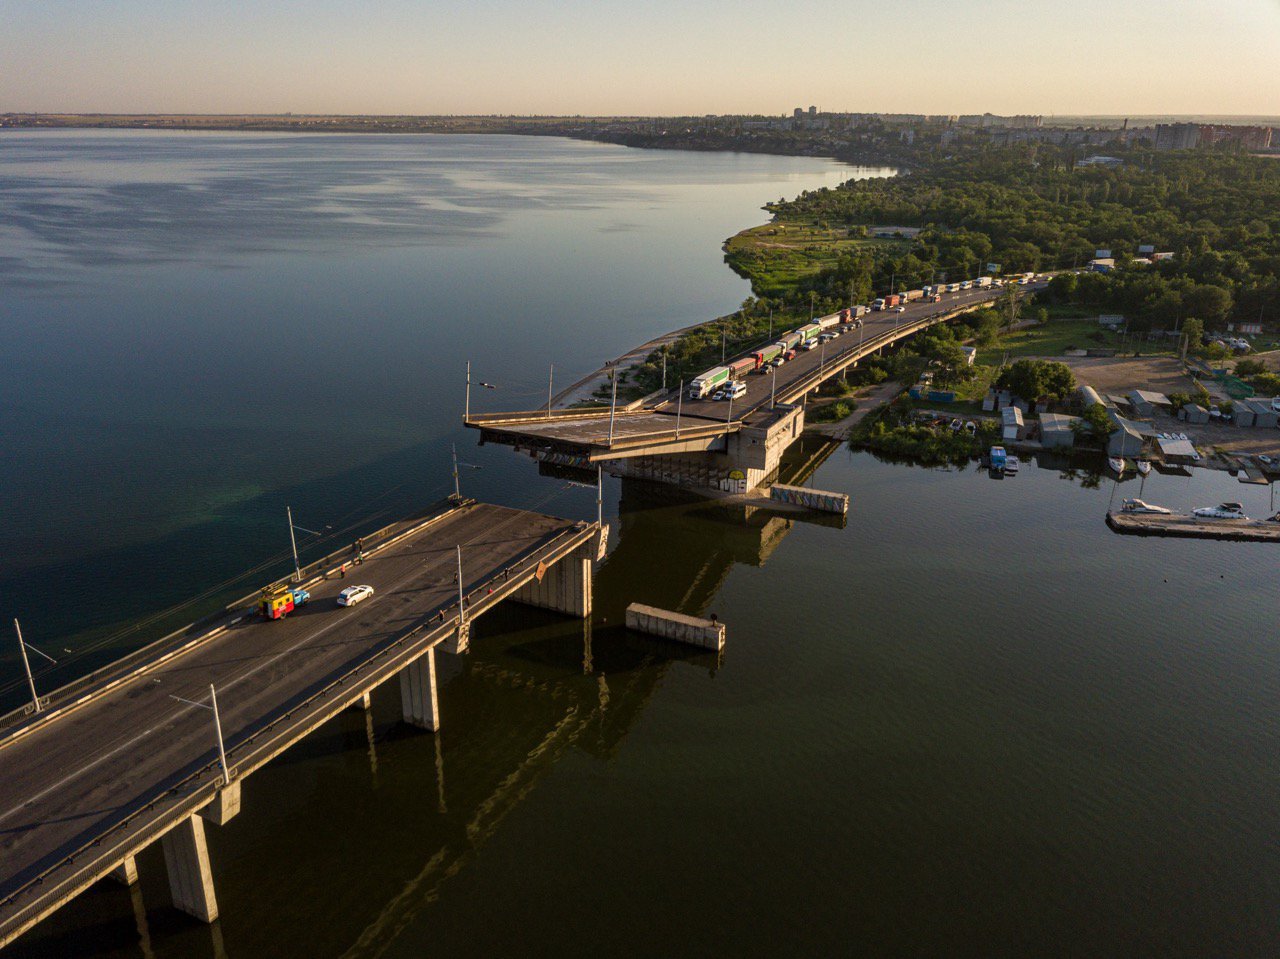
<box><xmin>0</xmin><ymin>498</ymin><xmax>606</xmax><ymax>949</ymax></box>
<box><xmin>467</xmin><ymin>281</ymin><xmax>1048</xmax><ymax>492</ymax></box>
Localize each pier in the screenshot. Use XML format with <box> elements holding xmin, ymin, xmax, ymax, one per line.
<box><xmin>0</xmin><ymin>498</ymin><xmax>605</xmax><ymax>948</ymax></box>
<box><xmin>1106</xmin><ymin>510</ymin><xmax>1280</xmax><ymax>542</ymax></box>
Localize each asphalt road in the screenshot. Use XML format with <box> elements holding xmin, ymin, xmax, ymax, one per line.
<box><xmin>676</xmin><ymin>282</ymin><xmax>1049</xmax><ymax>422</ymax></box>
<box><xmin>0</xmin><ymin>502</ymin><xmax>582</xmax><ymax>904</ymax></box>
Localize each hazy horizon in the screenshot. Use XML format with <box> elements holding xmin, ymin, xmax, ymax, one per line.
<box><xmin>4</xmin><ymin>0</ymin><xmax>1279</xmax><ymax>117</ymax></box>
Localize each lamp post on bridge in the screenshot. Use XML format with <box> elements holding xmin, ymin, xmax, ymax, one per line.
<box><xmin>169</xmin><ymin>685</ymin><xmax>230</xmax><ymax>787</ymax></box>
<box><xmin>770</xmin><ymin>365</ymin><xmax>777</xmax><ymax>410</ymax></box>
<box><xmin>607</xmin><ymin>368</ymin><xmax>618</xmax><ymax>445</ymax></box>
<box><xmin>675</xmin><ymin>380</ymin><xmax>683</xmax><ymax>438</ymax></box>
<box><xmin>456</xmin><ymin>546</ymin><xmax>466</xmax><ymax>628</ymax></box>
<box><xmin>464</xmin><ymin>361</ymin><xmax>471</xmax><ymax>422</ymax></box>
<box><xmin>287</xmin><ymin>506</ymin><xmax>302</xmax><ymax>582</ymax></box>
<box><xmin>13</xmin><ymin>619</ymin><xmax>54</xmax><ymax>715</ymax></box>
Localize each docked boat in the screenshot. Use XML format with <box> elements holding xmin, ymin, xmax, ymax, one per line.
<box><xmin>1193</xmin><ymin>502</ymin><xmax>1248</xmax><ymax>520</ymax></box>
<box><xmin>989</xmin><ymin>446</ymin><xmax>1007</xmax><ymax>470</ymax></box>
<box><xmin>1120</xmin><ymin>498</ymin><xmax>1171</xmax><ymax>515</ymax></box>
<box><xmin>1107</xmin><ymin>456</ymin><xmax>1126</xmax><ymax>474</ymax></box>
<box><xmin>1136</xmin><ymin>459</ymin><xmax>1151</xmax><ymax>476</ymax></box>
<box><xmin>1004</xmin><ymin>455</ymin><xmax>1020</xmax><ymax>474</ymax></box>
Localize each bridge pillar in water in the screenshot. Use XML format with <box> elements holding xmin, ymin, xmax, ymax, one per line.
<box><xmin>399</xmin><ymin>647</ymin><xmax>440</xmax><ymax>731</ymax></box>
<box><xmin>160</xmin><ymin>815</ymin><xmax>219</xmax><ymax>924</ymax></box>
<box><xmin>512</xmin><ymin>542</ymin><xmax>592</xmax><ymax>617</ymax></box>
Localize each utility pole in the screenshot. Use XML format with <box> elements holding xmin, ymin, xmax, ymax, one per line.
<box><xmin>607</xmin><ymin>369</ymin><xmax>618</xmax><ymax>445</ymax></box>
<box><xmin>287</xmin><ymin>506</ymin><xmax>302</xmax><ymax>582</ymax></box>
<box><xmin>721</xmin><ymin>324</ymin><xmax>726</xmax><ymax>363</ymax></box>
<box><xmin>546</xmin><ymin>364</ymin><xmax>554</xmax><ymax>418</ymax></box>
<box><xmin>209</xmin><ymin>685</ymin><xmax>229</xmax><ymax>787</ymax></box>
<box><xmin>14</xmin><ymin>619</ymin><xmax>41</xmax><ymax>714</ymax></box>
<box><xmin>768</xmin><ymin>307</ymin><xmax>774</xmax><ymax>340</ymax></box>
<box><xmin>661</xmin><ymin>350</ymin><xmax>667</xmax><ymax>392</ymax></box>
<box><xmin>451</xmin><ymin>444</ymin><xmax>461</xmax><ymax>498</ymax></box>
<box><xmin>464</xmin><ymin>360</ymin><xmax>471</xmax><ymax>422</ymax></box>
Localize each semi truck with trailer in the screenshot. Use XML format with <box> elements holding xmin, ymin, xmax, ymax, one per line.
<box><xmin>688</xmin><ymin>366</ymin><xmax>731</xmax><ymax>399</ymax></box>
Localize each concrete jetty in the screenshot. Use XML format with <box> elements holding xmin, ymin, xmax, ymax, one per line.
<box><xmin>625</xmin><ymin>603</ymin><xmax>725</xmax><ymax>651</ymax></box>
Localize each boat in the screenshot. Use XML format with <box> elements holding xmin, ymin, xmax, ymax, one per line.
<box><xmin>1004</xmin><ymin>455</ymin><xmax>1020</xmax><ymax>474</ymax></box>
<box><xmin>1107</xmin><ymin>456</ymin><xmax>1126</xmax><ymax>474</ymax></box>
<box><xmin>989</xmin><ymin>446</ymin><xmax>1007</xmax><ymax>469</ymax></box>
<box><xmin>1136</xmin><ymin>460</ymin><xmax>1151</xmax><ymax>476</ymax></box>
<box><xmin>1120</xmin><ymin>498</ymin><xmax>1171</xmax><ymax>515</ymax></box>
<box><xmin>964</xmin><ymin>421</ymin><xmax>977</xmax><ymax>435</ymax></box>
<box><xmin>1193</xmin><ymin>502</ymin><xmax>1248</xmax><ymax>520</ymax></box>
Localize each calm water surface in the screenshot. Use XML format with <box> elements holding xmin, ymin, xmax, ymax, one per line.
<box><xmin>2</xmin><ymin>132</ymin><xmax>1278</xmax><ymax>958</ymax></box>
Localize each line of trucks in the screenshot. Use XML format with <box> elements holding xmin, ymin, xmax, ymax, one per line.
<box><xmin>685</xmin><ymin>275</ymin><xmax>1023</xmax><ymax>400</ymax></box>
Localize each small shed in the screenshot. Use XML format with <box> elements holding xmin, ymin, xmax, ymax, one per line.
<box><xmin>1078</xmin><ymin>385</ymin><xmax>1107</xmax><ymax>410</ymax></box>
<box><xmin>1178</xmin><ymin>403</ymin><xmax>1210</xmax><ymax>425</ymax></box>
<box><xmin>1233</xmin><ymin>404</ymin><xmax>1256</xmax><ymax>428</ymax></box>
<box><xmin>1245</xmin><ymin>398</ymin><xmax>1277</xmax><ymax>429</ymax></box>
<box><xmin>1039</xmin><ymin>413</ymin><xmax>1079</xmax><ymax>449</ymax></box>
<box><xmin>1127</xmin><ymin>390</ymin><xmax>1169</xmax><ymax>418</ymax></box>
<box><xmin>1002</xmin><ymin>406</ymin><xmax>1026</xmax><ymax>441</ymax></box>
<box><xmin>1098</xmin><ymin>314</ymin><xmax>1125</xmax><ymax>329</ymax></box>
<box><xmin>1157</xmin><ymin>435</ymin><xmax>1199</xmax><ymax>462</ymax></box>
<box><xmin>1106</xmin><ymin>410</ymin><xmax>1148</xmax><ymax>457</ymax></box>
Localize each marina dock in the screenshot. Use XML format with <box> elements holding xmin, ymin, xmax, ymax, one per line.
<box><xmin>1106</xmin><ymin>511</ymin><xmax>1280</xmax><ymax>542</ymax></box>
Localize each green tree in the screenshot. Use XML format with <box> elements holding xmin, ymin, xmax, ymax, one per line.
<box><xmin>1181</xmin><ymin>317</ymin><xmax>1204</xmax><ymax>351</ymax></box>
<box><xmin>996</xmin><ymin>359</ymin><xmax>1076</xmax><ymax>403</ymax></box>
<box><xmin>1072</xmin><ymin>403</ymin><xmax>1114</xmax><ymax>444</ymax></box>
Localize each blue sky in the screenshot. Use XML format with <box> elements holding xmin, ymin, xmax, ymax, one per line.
<box><xmin>3</xmin><ymin>0</ymin><xmax>1279</xmax><ymax>115</ymax></box>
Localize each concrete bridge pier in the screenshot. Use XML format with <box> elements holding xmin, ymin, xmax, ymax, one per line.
<box><xmin>512</xmin><ymin>542</ymin><xmax>593</xmax><ymax>617</ymax></box>
<box><xmin>109</xmin><ymin>856</ymin><xmax>138</xmax><ymax>886</ymax></box>
<box><xmin>399</xmin><ymin>647</ymin><xmax>440</xmax><ymax>731</ymax></box>
<box><xmin>160</xmin><ymin>815</ymin><xmax>219</xmax><ymax>924</ymax></box>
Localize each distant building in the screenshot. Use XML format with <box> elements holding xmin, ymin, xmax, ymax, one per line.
<box><xmin>1177</xmin><ymin>403</ymin><xmax>1210</xmax><ymax>425</ymax></box>
<box><xmin>1127</xmin><ymin>390</ymin><xmax>1170</xmax><ymax>417</ymax></box>
<box><xmin>808</xmin><ymin>105</ymin><xmax>817</xmax><ymax>117</ymax></box>
<box><xmin>1227</xmin><ymin>321</ymin><xmax>1263</xmax><ymax>335</ymax></box>
<box><xmin>1078</xmin><ymin>155</ymin><xmax>1123</xmax><ymax>167</ymax></box>
<box><xmin>1154</xmin><ymin>123</ymin><xmax>1201</xmax><ymax>151</ymax></box>
<box><xmin>1089</xmin><ymin>258</ymin><xmax>1116</xmax><ymax>273</ymax></box>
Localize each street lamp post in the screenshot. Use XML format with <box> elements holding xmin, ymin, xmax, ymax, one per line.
<box><xmin>169</xmin><ymin>685</ymin><xmax>231</xmax><ymax>786</ymax></box>
<box><xmin>13</xmin><ymin>619</ymin><xmax>42</xmax><ymax>714</ymax></box>
<box><xmin>287</xmin><ymin>506</ymin><xmax>302</xmax><ymax>582</ymax></box>
<box><xmin>607</xmin><ymin>369</ymin><xmax>618</xmax><ymax>445</ymax></box>
<box><xmin>451</xmin><ymin>444</ymin><xmax>461</xmax><ymax>498</ymax></box>
<box><xmin>456</xmin><ymin>546</ymin><xmax>466</xmax><ymax>625</ymax></box>
<box><xmin>675</xmin><ymin>381</ymin><xmax>683</xmax><ymax>438</ymax></box>
<box><xmin>464</xmin><ymin>361</ymin><xmax>471</xmax><ymax>421</ymax></box>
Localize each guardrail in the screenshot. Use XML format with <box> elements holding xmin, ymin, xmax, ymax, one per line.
<box><xmin>0</xmin><ymin>516</ymin><xmax>599</xmax><ymax>946</ymax></box>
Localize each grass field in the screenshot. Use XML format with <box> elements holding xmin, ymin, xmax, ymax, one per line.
<box><xmin>973</xmin><ymin>319</ymin><xmax>1177</xmax><ymax>366</ymax></box>
<box><xmin>723</xmin><ymin>219</ymin><xmax>906</xmax><ymax>297</ymax></box>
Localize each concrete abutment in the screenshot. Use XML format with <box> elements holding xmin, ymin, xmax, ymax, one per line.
<box><xmin>511</xmin><ymin>543</ymin><xmax>593</xmax><ymax>617</ymax></box>
<box><xmin>398</xmin><ymin>647</ymin><xmax>440</xmax><ymax>731</ymax></box>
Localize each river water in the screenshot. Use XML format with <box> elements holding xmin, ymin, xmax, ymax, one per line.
<box><xmin>3</xmin><ymin>132</ymin><xmax>1278</xmax><ymax>957</ymax></box>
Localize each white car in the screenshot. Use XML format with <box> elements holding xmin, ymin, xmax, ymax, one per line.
<box><xmin>337</xmin><ymin>584</ymin><xmax>375</xmax><ymax>607</ymax></box>
<box><xmin>1193</xmin><ymin>503</ymin><xmax>1247</xmax><ymax>520</ymax></box>
<box><xmin>895</xmin><ymin>306</ymin><xmax>906</xmax><ymax>313</ymax></box>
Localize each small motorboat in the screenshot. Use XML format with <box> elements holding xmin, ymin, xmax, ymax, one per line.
<box><xmin>1108</xmin><ymin>456</ymin><xmax>1126</xmax><ymax>474</ymax></box>
<box><xmin>1120</xmin><ymin>498</ymin><xmax>1171</xmax><ymax>515</ymax></box>
<box><xmin>964</xmin><ymin>421</ymin><xmax>977</xmax><ymax>434</ymax></box>
<box><xmin>1136</xmin><ymin>460</ymin><xmax>1151</xmax><ymax>476</ymax></box>
<box><xmin>989</xmin><ymin>446</ymin><xmax>1007</xmax><ymax>469</ymax></box>
<box><xmin>1004</xmin><ymin>455</ymin><xmax>1020</xmax><ymax>474</ymax></box>
<box><xmin>1193</xmin><ymin>502</ymin><xmax>1248</xmax><ymax>520</ymax></box>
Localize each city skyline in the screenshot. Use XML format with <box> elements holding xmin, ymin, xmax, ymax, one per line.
<box><xmin>3</xmin><ymin>0</ymin><xmax>1279</xmax><ymax>116</ymax></box>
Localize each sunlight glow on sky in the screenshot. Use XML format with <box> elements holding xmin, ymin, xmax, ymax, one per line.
<box><xmin>3</xmin><ymin>0</ymin><xmax>1279</xmax><ymax>116</ymax></box>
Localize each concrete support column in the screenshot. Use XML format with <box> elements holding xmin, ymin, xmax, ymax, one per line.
<box><xmin>160</xmin><ymin>815</ymin><xmax>218</xmax><ymax>923</ymax></box>
<box><xmin>110</xmin><ymin>855</ymin><xmax>138</xmax><ymax>886</ymax></box>
<box><xmin>347</xmin><ymin>690</ymin><xmax>372</xmax><ymax>711</ymax></box>
<box><xmin>399</xmin><ymin>647</ymin><xmax>440</xmax><ymax>731</ymax></box>
<box><xmin>512</xmin><ymin>544</ymin><xmax>593</xmax><ymax>618</ymax></box>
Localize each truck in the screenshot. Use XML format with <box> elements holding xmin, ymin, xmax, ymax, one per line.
<box><xmin>796</xmin><ymin>323</ymin><xmax>822</xmax><ymax>347</ymax></box>
<box><xmin>260</xmin><ymin>583</ymin><xmax>311</xmax><ymax>621</ymax></box>
<box><xmin>884</xmin><ymin>294</ymin><xmax>901</xmax><ymax>308</ymax></box>
<box><xmin>727</xmin><ymin>356</ymin><xmax>756</xmax><ymax>380</ymax></box>
<box><xmin>929</xmin><ymin>293</ymin><xmax>943</xmax><ymax>303</ymax></box>
<box><xmin>817</xmin><ymin>314</ymin><xmax>842</xmax><ymax>331</ymax></box>
<box><xmin>688</xmin><ymin>366</ymin><xmax>730</xmax><ymax>399</ymax></box>
<box><xmin>774</xmin><ymin>332</ymin><xmax>801</xmax><ymax>353</ymax></box>
<box><xmin>976</xmin><ymin>276</ymin><xmax>993</xmax><ymax>288</ymax></box>
<box><xmin>850</xmin><ymin>304</ymin><xmax>868</xmax><ymax>319</ymax></box>
<box><xmin>751</xmin><ymin>343</ymin><xmax>783</xmax><ymax>369</ymax></box>
<box><xmin>902</xmin><ymin>289</ymin><xmax>924</xmax><ymax>303</ymax></box>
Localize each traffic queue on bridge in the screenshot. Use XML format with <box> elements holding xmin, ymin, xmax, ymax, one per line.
<box><xmin>685</xmin><ymin>274</ymin><xmax>1022</xmax><ymax>401</ymax></box>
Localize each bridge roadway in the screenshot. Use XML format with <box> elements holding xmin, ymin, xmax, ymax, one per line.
<box><xmin>0</xmin><ymin>499</ymin><xmax>599</xmax><ymax>947</ymax></box>
<box><xmin>467</xmin><ymin>279</ymin><xmax>1049</xmax><ymax>457</ymax></box>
